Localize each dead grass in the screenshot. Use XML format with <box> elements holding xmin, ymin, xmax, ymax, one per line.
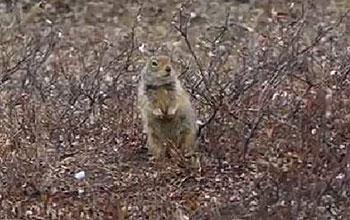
<box><xmin>1</xmin><ymin>0</ymin><xmax>350</xmax><ymax>219</ymax></box>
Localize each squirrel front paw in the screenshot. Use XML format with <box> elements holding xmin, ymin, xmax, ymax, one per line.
<box><xmin>153</xmin><ymin>108</ymin><xmax>164</xmax><ymax>116</ymax></box>
<box><xmin>167</xmin><ymin>105</ymin><xmax>178</xmax><ymax>115</ymax></box>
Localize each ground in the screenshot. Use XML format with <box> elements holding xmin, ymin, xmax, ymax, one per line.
<box><xmin>0</xmin><ymin>0</ymin><xmax>350</xmax><ymax>219</ymax></box>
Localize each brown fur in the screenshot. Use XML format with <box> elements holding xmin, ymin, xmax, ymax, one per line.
<box><xmin>138</xmin><ymin>55</ymin><xmax>198</xmax><ymax>164</ymax></box>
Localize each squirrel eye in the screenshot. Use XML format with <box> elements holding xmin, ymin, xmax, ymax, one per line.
<box><xmin>151</xmin><ymin>61</ymin><xmax>158</xmax><ymax>67</ymax></box>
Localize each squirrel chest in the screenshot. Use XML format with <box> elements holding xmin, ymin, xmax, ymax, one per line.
<box><xmin>154</xmin><ymin>89</ymin><xmax>174</xmax><ymax>111</ymax></box>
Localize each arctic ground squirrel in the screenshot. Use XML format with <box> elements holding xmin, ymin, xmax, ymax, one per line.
<box><xmin>137</xmin><ymin>55</ymin><xmax>198</xmax><ymax>164</ymax></box>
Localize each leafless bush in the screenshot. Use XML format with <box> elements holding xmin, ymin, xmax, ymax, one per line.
<box><xmin>1</xmin><ymin>0</ymin><xmax>349</xmax><ymax>219</ymax></box>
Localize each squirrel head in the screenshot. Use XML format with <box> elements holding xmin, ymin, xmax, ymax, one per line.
<box><xmin>145</xmin><ymin>55</ymin><xmax>174</xmax><ymax>78</ymax></box>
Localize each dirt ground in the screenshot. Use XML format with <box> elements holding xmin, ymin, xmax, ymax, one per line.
<box><xmin>1</xmin><ymin>0</ymin><xmax>350</xmax><ymax>219</ymax></box>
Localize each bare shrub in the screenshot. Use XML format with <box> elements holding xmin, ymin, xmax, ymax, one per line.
<box><xmin>1</xmin><ymin>0</ymin><xmax>349</xmax><ymax>219</ymax></box>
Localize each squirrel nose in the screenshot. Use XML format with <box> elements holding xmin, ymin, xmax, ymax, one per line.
<box><xmin>165</xmin><ymin>66</ymin><xmax>171</xmax><ymax>73</ymax></box>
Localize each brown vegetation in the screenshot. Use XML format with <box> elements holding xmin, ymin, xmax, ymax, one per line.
<box><xmin>1</xmin><ymin>0</ymin><xmax>349</xmax><ymax>219</ymax></box>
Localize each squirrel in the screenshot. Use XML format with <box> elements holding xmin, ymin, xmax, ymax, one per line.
<box><xmin>137</xmin><ymin>55</ymin><xmax>198</xmax><ymax>165</ymax></box>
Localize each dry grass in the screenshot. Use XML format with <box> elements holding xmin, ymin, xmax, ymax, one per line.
<box><xmin>1</xmin><ymin>0</ymin><xmax>350</xmax><ymax>219</ymax></box>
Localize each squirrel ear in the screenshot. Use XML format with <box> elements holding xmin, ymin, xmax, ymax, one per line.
<box><xmin>135</xmin><ymin>56</ymin><xmax>148</xmax><ymax>69</ymax></box>
<box><xmin>138</xmin><ymin>43</ymin><xmax>157</xmax><ymax>57</ymax></box>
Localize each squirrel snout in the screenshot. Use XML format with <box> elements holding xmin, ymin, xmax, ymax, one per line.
<box><xmin>165</xmin><ymin>66</ymin><xmax>172</xmax><ymax>74</ymax></box>
<box><xmin>159</xmin><ymin>65</ymin><xmax>171</xmax><ymax>77</ymax></box>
